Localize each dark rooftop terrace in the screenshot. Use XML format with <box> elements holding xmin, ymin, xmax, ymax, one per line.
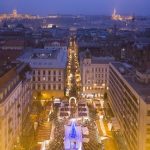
<box><xmin>111</xmin><ymin>62</ymin><xmax>150</xmax><ymax>103</ymax></box>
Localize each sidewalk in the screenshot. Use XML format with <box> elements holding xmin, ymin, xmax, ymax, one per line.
<box><xmin>36</xmin><ymin>121</ymin><xmax>52</xmax><ymax>143</ymax></box>
<box><xmin>99</xmin><ymin>117</ymin><xmax>107</xmax><ymax>136</ymax></box>
<box><xmin>96</xmin><ymin>116</ymin><xmax>118</xmax><ymax>150</ymax></box>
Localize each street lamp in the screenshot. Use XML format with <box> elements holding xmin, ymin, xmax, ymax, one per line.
<box><xmin>33</xmin><ymin>121</ymin><xmax>38</xmax><ymax>139</ymax></box>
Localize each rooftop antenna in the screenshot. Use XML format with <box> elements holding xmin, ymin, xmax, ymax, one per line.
<box><xmin>113</xmin><ymin>8</ymin><xmax>116</xmax><ymax>16</ymax></box>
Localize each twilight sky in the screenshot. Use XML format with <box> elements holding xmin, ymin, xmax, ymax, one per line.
<box><xmin>0</xmin><ymin>0</ymin><xmax>150</xmax><ymax>16</ymax></box>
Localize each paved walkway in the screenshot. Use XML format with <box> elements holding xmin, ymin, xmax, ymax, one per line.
<box><xmin>96</xmin><ymin>115</ymin><xmax>118</xmax><ymax>150</ymax></box>
<box><xmin>99</xmin><ymin>117</ymin><xmax>107</xmax><ymax>136</ymax></box>
<box><xmin>36</xmin><ymin>121</ymin><xmax>52</xmax><ymax>143</ymax></box>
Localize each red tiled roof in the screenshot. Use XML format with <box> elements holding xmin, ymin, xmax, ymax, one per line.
<box><xmin>4</xmin><ymin>40</ymin><xmax>25</xmax><ymax>47</ymax></box>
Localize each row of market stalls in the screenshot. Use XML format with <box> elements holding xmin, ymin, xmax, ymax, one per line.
<box><xmin>58</xmin><ymin>102</ymin><xmax>89</xmax><ymax>121</ymax></box>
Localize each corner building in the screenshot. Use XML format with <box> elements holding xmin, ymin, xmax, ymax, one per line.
<box><xmin>108</xmin><ymin>62</ymin><xmax>150</xmax><ymax>150</ymax></box>
<box><xmin>18</xmin><ymin>48</ymin><xmax>67</xmax><ymax>99</ymax></box>
<box><xmin>0</xmin><ymin>62</ymin><xmax>32</xmax><ymax>150</ymax></box>
<box><xmin>80</xmin><ymin>53</ymin><xmax>114</xmax><ymax>98</ymax></box>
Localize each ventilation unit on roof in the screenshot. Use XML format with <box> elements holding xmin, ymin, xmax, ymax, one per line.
<box><xmin>136</xmin><ymin>70</ymin><xmax>150</xmax><ymax>84</ymax></box>
<box><xmin>119</xmin><ymin>67</ymin><xmax>125</xmax><ymax>74</ymax></box>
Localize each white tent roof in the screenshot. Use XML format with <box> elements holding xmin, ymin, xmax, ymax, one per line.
<box><xmin>83</xmin><ymin>138</ymin><xmax>89</xmax><ymax>143</ymax></box>
<box><xmin>82</xmin><ymin>127</ymin><xmax>89</xmax><ymax>135</ymax></box>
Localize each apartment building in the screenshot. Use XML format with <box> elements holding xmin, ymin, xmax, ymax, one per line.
<box><xmin>18</xmin><ymin>48</ymin><xmax>67</xmax><ymax>99</ymax></box>
<box><xmin>44</xmin><ymin>39</ymin><xmax>68</xmax><ymax>50</ymax></box>
<box><xmin>80</xmin><ymin>51</ymin><xmax>114</xmax><ymax>98</ymax></box>
<box><xmin>108</xmin><ymin>62</ymin><xmax>150</xmax><ymax>150</ymax></box>
<box><xmin>0</xmin><ymin>62</ymin><xmax>32</xmax><ymax>150</ymax></box>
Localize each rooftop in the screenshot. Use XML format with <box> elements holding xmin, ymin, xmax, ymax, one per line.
<box><xmin>0</xmin><ymin>61</ymin><xmax>22</xmax><ymax>90</ymax></box>
<box><xmin>91</xmin><ymin>56</ymin><xmax>115</xmax><ymax>64</ymax></box>
<box><xmin>111</xmin><ymin>62</ymin><xmax>150</xmax><ymax>103</ymax></box>
<box><xmin>3</xmin><ymin>39</ymin><xmax>25</xmax><ymax>47</ymax></box>
<box><xmin>18</xmin><ymin>48</ymin><xmax>67</xmax><ymax>69</ymax></box>
<box><xmin>0</xmin><ymin>61</ymin><xmax>19</xmax><ymax>77</ymax></box>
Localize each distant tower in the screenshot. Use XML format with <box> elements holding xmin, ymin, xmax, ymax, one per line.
<box><xmin>112</xmin><ymin>8</ymin><xmax>116</xmax><ymax>17</ymax></box>
<box><xmin>13</xmin><ymin>9</ymin><xmax>17</xmax><ymax>17</ymax></box>
<box><xmin>112</xmin><ymin>8</ymin><xmax>117</xmax><ymax>20</ymax></box>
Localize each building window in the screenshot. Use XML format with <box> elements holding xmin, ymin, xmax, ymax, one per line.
<box><xmin>58</xmin><ymin>77</ymin><xmax>61</xmax><ymax>82</ymax></box>
<box><xmin>43</xmin><ymin>70</ymin><xmax>45</xmax><ymax>75</ymax></box>
<box><xmin>38</xmin><ymin>84</ymin><xmax>40</xmax><ymax>89</ymax></box>
<box><xmin>48</xmin><ymin>71</ymin><xmax>51</xmax><ymax>75</ymax></box>
<box><xmin>147</xmin><ymin>110</ymin><xmax>150</xmax><ymax>116</ymax></box>
<box><xmin>53</xmin><ymin>77</ymin><xmax>56</xmax><ymax>82</ymax></box>
<box><xmin>53</xmin><ymin>70</ymin><xmax>56</xmax><ymax>75</ymax></box>
<box><xmin>48</xmin><ymin>84</ymin><xmax>51</xmax><ymax>90</ymax></box>
<box><xmin>43</xmin><ymin>84</ymin><xmax>46</xmax><ymax>90</ymax></box>
<box><xmin>58</xmin><ymin>84</ymin><xmax>61</xmax><ymax>90</ymax></box>
<box><xmin>33</xmin><ymin>76</ymin><xmax>35</xmax><ymax>81</ymax></box>
<box><xmin>38</xmin><ymin>70</ymin><xmax>40</xmax><ymax>75</ymax></box>
<box><xmin>53</xmin><ymin>84</ymin><xmax>56</xmax><ymax>90</ymax></box>
<box><xmin>32</xmin><ymin>84</ymin><xmax>35</xmax><ymax>90</ymax></box>
<box><xmin>38</xmin><ymin>77</ymin><xmax>40</xmax><ymax>81</ymax></box>
<box><xmin>59</xmin><ymin>71</ymin><xmax>61</xmax><ymax>76</ymax></box>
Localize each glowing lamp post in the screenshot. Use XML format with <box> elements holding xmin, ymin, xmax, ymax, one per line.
<box><xmin>33</xmin><ymin>121</ymin><xmax>38</xmax><ymax>139</ymax></box>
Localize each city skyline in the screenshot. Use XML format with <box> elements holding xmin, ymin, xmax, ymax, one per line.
<box><xmin>0</xmin><ymin>2</ymin><xmax>150</xmax><ymax>149</ymax></box>
<box><xmin>0</xmin><ymin>1</ymin><xmax>150</xmax><ymax>150</ymax></box>
<box><xmin>0</xmin><ymin>0</ymin><xmax>150</xmax><ymax>16</ymax></box>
